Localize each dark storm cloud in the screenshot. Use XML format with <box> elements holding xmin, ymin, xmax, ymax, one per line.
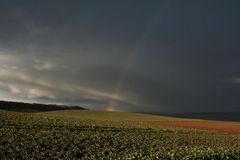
<box><xmin>1</xmin><ymin>0</ymin><xmax>240</xmax><ymax>113</ymax></box>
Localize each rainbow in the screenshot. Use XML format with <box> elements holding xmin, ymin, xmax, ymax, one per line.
<box><xmin>104</xmin><ymin>17</ymin><xmax>157</xmax><ymax>112</ymax></box>
<box><xmin>105</xmin><ymin>101</ymin><xmax>113</xmax><ymax>111</ymax></box>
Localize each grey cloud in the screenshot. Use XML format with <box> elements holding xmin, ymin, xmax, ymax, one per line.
<box><xmin>0</xmin><ymin>1</ymin><xmax>240</xmax><ymax>113</ymax></box>
<box><xmin>0</xmin><ymin>58</ymin><xmax>135</xmax><ymax>109</ymax></box>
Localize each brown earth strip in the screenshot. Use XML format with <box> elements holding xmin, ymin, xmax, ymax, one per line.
<box><xmin>145</xmin><ymin>120</ymin><xmax>240</xmax><ymax>135</ymax></box>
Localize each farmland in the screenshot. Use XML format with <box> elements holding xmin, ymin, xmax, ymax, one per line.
<box><xmin>1</xmin><ymin>109</ymin><xmax>240</xmax><ymax>159</ymax></box>
<box><xmin>146</xmin><ymin>120</ymin><xmax>240</xmax><ymax>135</ymax></box>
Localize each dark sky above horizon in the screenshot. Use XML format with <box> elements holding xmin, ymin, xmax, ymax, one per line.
<box><xmin>0</xmin><ymin>0</ymin><xmax>240</xmax><ymax>113</ymax></box>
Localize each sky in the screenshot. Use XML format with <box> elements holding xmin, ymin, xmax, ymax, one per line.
<box><xmin>0</xmin><ymin>0</ymin><xmax>240</xmax><ymax>113</ymax></box>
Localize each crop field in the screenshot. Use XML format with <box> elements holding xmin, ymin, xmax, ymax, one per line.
<box><xmin>146</xmin><ymin>120</ymin><xmax>240</xmax><ymax>135</ymax></box>
<box><xmin>1</xmin><ymin>110</ymin><xmax>240</xmax><ymax>159</ymax></box>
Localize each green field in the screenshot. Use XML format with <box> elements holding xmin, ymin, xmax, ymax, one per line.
<box><xmin>0</xmin><ymin>109</ymin><xmax>240</xmax><ymax>159</ymax></box>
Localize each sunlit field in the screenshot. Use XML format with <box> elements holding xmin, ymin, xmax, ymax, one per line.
<box><xmin>1</xmin><ymin>0</ymin><xmax>240</xmax><ymax>159</ymax></box>
<box><xmin>1</xmin><ymin>109</ymin><xmax>240</xmax><ymax>159</ymax></box>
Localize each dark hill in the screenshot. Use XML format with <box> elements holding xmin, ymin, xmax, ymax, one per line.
<box><xmin>0</xmin><ymin>100</ymin><xmax>85</xmax><ymax>112</ymax></box>
<box><xmin>172</xmin><ymin>112</ymin><xmax>240</xmax><ymax>122</ymax></box>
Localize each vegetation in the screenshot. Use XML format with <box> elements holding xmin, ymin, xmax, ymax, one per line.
<box><xmin>0</xmin><ymin>109</ymin><xmax>240</xmax><ymax>159</ymax></box>
<box><xmin>0</xmin><ymin>100</ymin><xmax>84</xmax><ymax>112</ymax></box>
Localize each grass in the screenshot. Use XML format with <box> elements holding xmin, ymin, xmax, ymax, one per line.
<box><xmin>39</xmin><ymin>110</ymin><xmax>183</xmax><ymax>121</ymax></box>
<box><xmin>0</xmin><ymin>109</ymin><xmax>240</xmax><ymax>159</ymax></box>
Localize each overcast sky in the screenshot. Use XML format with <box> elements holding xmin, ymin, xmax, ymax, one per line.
<box><xmin>0</xmin><ymin>1</ymin><xmax>240</xmax><ymax>113</ymax></box>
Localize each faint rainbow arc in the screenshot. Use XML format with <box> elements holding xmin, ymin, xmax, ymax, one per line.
<box><xmin>104</xmin><ymin>5</ymin><xmax>170</xmax><ymax>111</ymax></box>
<box><xmin>105</xmin><ymin>22</ymin><xmax>157</xmax><ymax>111</ymax></box>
